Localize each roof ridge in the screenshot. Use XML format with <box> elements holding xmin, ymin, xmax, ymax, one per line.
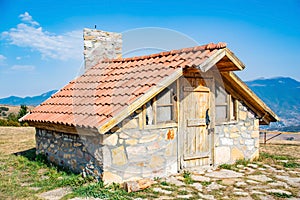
<box><xmin>101</xmin><ymin>42</ymin><xmax>227</xmax><ymax>63</ymax></box>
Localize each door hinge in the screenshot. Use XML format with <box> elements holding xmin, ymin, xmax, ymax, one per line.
<box><xmin>208</xmin><ymin>128</ymin><xmax>214</xmax><ymax>135</ymax></box>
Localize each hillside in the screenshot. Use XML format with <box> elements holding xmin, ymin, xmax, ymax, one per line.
<box><xmin>0</xmin><ymin>90</ymin><xmax>57</xmax><ymax>106</ymax></box>
<box><xmin>246</xmin><ymin>77</ymin><xmax>300</xmax><ymax>131</ymax></box>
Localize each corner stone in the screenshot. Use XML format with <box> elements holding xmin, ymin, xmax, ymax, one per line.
<box><xmin>231</xmin><ymin>147</ymin><xmax>244</xmax><ymax>160</ymax></box>
<box><xmin>111</xmin><ymin>146</ymin><xmax>127</xmax><ymax>166</ymax></box>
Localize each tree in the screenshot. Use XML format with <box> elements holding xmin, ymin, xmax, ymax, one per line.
<box><xmin>18</xmin><ymin>105</ymin><xmax>28</xmax><ymax>119</ymax></box>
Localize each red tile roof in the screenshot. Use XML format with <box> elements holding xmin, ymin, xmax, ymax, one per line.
<box><xmin>23</xmin><ymin>42</ymin><xmax>228</xmax><ymax>130</ymax></box>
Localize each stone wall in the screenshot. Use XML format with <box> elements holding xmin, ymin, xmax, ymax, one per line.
<box><xmin>83</xmin><ymin>28</ymin><xmax>122</xmax><ymax>70</ymax></box>
<box><xmin>35</xmin><ymin>109</ymin><xmax>178</xmax><ymax>184</ymax></box>
<box><xmin>35</xmin><ymin>128</ymin><xmax>104</xmax><ymax>180</ymax></box>
<box><xmin>102</xmin><ymin>110</ymin><xmax>178</xmax><ymax>184</ymax></box>
<box><xmin>214</xmin><ymin>101</ymin><xmax>260</xmax><ymax>165</ymax></box>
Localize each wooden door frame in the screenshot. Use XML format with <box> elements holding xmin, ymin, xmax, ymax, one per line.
<box><xmin>177</xmin><ymin>75</ymin><xmax>215</xmax><ymax>171</ymax></box>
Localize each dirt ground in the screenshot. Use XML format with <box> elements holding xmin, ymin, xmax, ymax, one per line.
<box><xmin>0</xmin><ymin>126</ymin><xmax>35</xmax><ymax>154</ymax></box>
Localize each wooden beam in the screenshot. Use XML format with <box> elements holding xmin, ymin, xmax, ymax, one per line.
<box><xmin>224</xmin><ymin>49</ymin><xmax>245</xmax><ymax>70</ymax></box>
<box><xmin>221</xmin><ymin>72</ymin><xmax>279</xmax><ymax>124</ymax></box>
<box><xmin>197</xmin><ymin>49</ymin><xmax>226</xmax><ymax>72</ymax></box>
<box><xmin>28</xmin><ymin>121</ymin><xmax>78</xmax><ymax>134</ymax></box>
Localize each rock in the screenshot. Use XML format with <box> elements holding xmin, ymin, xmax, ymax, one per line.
<box><xmin>152</xmin><ymin>187</ymin><xmax>172</xmax><ymax>195</ymax></box>
<box><xmin>102</xmin><ymin>171</ymin><xmax>122</xmax><ymax>184</ymax></box>
<box><xmin>206</xmin><ymin>182</ymin><xmax>226</xmax><ymax>191</ymax></box>
<box><xmin>251</xmin><ymin>190</ymin><xmax>265</xmax><ymax>195</ymax></box>
<box><xmin>37</xmin><ymin>187</ymin><xmax>72</xmax><ymax>200</ymax></box>
<box><xmin>198</xmin><ymin>193</ymin><xmax>216</xmax><ymax>200</ymax></box>
<box><xmin>165</xmin><ymin>176</ymin><xmax>185</xmax><ymax>186</ymax></box>
<box><xmin>268</xmin><ymin>181</ymin><xmax>288</xmax><ymax>188</ymax></box>
<box><xmin>111</xmin><ymin>146</ymin><xmax>127</xmax><ymax>166</ymax></box>
<box><xmin>191</xmin><ymin>182</ymin><xmax>203</xmax><ymax>191</ymax></box>
<box><xmin>139</xmin><ymin>134</ymin><xmax>158</xmax><ymax>143</ymax></box>
<box><xmin>103</xmin><ymin>134</ymin><xmax>118</xmax><ymax>146</ymax></box>
<box><xmin>246</xmin><ymin>179</ymin><xmax>259</xmax><ymax>184</ymax></box>
<box><xmin>177</xmin><ymin>194</ymin><xmax>193</xmax><ymax>199</ymax></box>
<box><xmin>265</xmin><ymin>189</ymin><xmax>292</xmax><ymax>196</ymax></box>
<box><xmin>247</xmin><ymin>164</ymin><xmax>258</xmax><ymax>169</ymax></box>
<box><xmin>258</xmin><ymin>195</ymin><xmax>275</xmax><ymax>200</ymax></box>
<box><xmin>221</xmin><ymin>178</ymin><xmax>236</xmax><ymax>185</ymax></box>
<box><xmin>231</xmin><ymin>147</ymin><xmax>244</xmax><ymax>160</ymax></box>
<box><xmin>275</xmin><ymin>175</ymin><xmax>300</xmax><ymax>187</ymax></box>
<box><xmin>191</xmin><ymin>174</ymin><xmax>211</xmax><ymax>182</ymax></box>
<box><xmin>235</xmin><ymin>181</ymin><xmax>247</xmax><ymax>187</ymax></box>
<box><xmin>206</xmin><ymin>169</ymin><xmax>243</xmax><ymax>179</ymax></box>
<box><xmin>233</xmin><ymin>191</ymin><xmax>249</xmax><ymax>196</ymax></box>
<box><xmin>244</xmin><ymin>167</ymin><xmax>255</xmax><ymax>174</ymax></box>
<box><xmin>247</xmin><ymin>175</ymin><xmax>273</xmax><ymax>182</ymax></box>
<box><xmin>149</xmin><ymin>155</ymin><xmax>165</xmax><ymax>169</ymax></box>
<box><xmin>215</xmin><ymin>147</ymin><xmax>231</xmax><ymax>164</ymax></box>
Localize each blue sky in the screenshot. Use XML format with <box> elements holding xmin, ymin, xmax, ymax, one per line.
<box><xmin>0</xmin><ymin>0</ymin><xmax>299</xmax><ymax>98</ymax></box>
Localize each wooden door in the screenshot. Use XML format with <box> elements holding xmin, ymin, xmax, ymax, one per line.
<box><xmin>180</xmin><ymin>77</ymin><xmax>212</xmax><ymax>168</ymax></box>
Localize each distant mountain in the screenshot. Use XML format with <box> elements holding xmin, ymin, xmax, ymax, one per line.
<box><xmin>0</xmin><ymin>90</ymin><xmax>58</xmax><ymax>106</ymax></box>
<box><xmin>246</xmin><ymin>77</ymin><xmax>300</xmax><ymax>131</ymax></box>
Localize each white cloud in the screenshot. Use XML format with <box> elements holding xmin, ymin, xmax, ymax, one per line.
<box><xmin>0</xmin><ymin>54</ymin><xmax>7</xmax><ymax>66</ymax></box>
<box><xmin>19</xmin><ymin>12</ymin><xmax>39</xmax><ymax>26</ymax></box>
<box><xmin>2</xmin><ymin>12</ymin><xmax>83</xmax><ymax>61</ymax></box>
<box><xmin>16</xmin><ymin>56</ymin><xmax>21</xmax><ymax>60</ymax></box>
<box><xmin>0</xmin><ymin>54</ymin><xmax>6</xmax><ymax>61</ymax></box>
<box><xmin>10</xmin><ymin>65</ymin><xmax>35</xmax><ymax>71</ymax></box>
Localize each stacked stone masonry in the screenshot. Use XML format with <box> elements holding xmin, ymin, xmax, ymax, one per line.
<box><xmin>36</xmin><ymin>128</ymin><xmax>104</xmax><ymax>180</ymax></box>
<box><xmin>214</xmin><ymin>101</ymin><xmax>260</xmax><ymax>165</ymax></box>
<box><xmin>83</xmin><ymin>28</ymin><xmax>122</xmax><ymax>70</ymax></box>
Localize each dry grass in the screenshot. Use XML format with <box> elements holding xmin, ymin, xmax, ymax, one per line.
<box><xmin>260</xmin><ymin>143</ymin><xmax>300</xmax><ymax>160</ymax></box>
<box><xmin>0</xmin><ymin>126</ymin><xmax>35</xmax><ymax>154</ymax></box>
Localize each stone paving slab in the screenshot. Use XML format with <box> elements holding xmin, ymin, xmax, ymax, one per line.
<box><xmin>205</xmin><ymin>169</ymin><xmax>244</xmax><ymax>179</ymax></box>
<box><xmin>38</xmin><ymin>187</ymin><xmax>72</xmax><ymax>200</ymax></box>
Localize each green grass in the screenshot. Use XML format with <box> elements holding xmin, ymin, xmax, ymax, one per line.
<box><xmin>259</xmin><ymin>152</ymin><xmax>300</xmax><ymax>168</ymax></box>
<box><xmin>219</xmin><ymin>163</ymin><xmax>233</xmax><ymax>170</ymax></box>
<box><xmin>200</xmin><ymin>181</ymin><xmax>212</xmax><ymax>186</ymax></box>
<box><xmin>283</xmin><ymin>161</ymin><xmax>300</xmax><ymax>168</ymax></box>
<box><xmin>269</xmin><ymin>192</ymin><xmax>293</xmax><ymax>198</ymax></box>
<box><xmin>183</xmin><ymin>170</ymin><xmax>194</xmax><ymax>184</ymax></box>
<box><xmin>259</xmin><ymin>152</ymin><xmax>294</xmax><ymax>161</ymax></box>
<box><xmin>235</xmin><ymin>159</ymin><xmax>250</xmax><ymax>166</ymax></box>
<box><xmin>0</xmin><ymin>150</ymin><xmax>96</xmax><ymax>199</ymax></box>
<box><xmin>0</xmin><ymin>149</ymin><xmax>163</xmax><ymax>199</ymax></box>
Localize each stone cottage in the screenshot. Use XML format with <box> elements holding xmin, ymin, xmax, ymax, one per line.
<box><xmin>22</xmin><ymin>28</ymin><xmax>279</xmax><ymax>184</ymax></box>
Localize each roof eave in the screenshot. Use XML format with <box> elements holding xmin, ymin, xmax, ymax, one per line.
<box><xmin>221</xmin><ymin>71</ymin><xmax>279</xmax><ymax>125</ymax></box>
<box><xmin>197</xmin><ymin>48</ymin><xmax>245</xmax><ymax>72</ymax></box>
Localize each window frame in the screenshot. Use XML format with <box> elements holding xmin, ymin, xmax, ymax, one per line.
<box><xmin>144</xmin><ymin>82</ymin><xmax>178</xmax><ymax>128</ymax></box>
<box><xmin>215</xmin><ymin>83</ymin><xmax>238</xmax><ymax>124</ymax></box>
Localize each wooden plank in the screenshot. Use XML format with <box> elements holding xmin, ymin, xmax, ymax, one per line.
<box><xmin>187</xmin><ymin>119</ymin><xmax>206</xmax><ymax>127</ymax></box>
<box><xmin>183</xmin><ymin>152</ymin><xmax>210</xmax><ymax>161</ymax></box>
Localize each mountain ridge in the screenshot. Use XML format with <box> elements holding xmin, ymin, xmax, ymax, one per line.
<box><xmin>0</xmin><ymin>90</ymin><xmax>58</xmax><ymax>106</ymax></box>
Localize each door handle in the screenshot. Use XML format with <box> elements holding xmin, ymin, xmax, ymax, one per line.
<box><xmin>205</xmin><ymin>109</ymin><xmax>210</xmax><ymax>128</ymax></box>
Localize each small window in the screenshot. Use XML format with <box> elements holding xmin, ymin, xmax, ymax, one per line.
<box><xmin>215</xmin><ymin>83</ymin><xmax>237</xmax><ymax>123</ymax></box>
<box><xmin>145</xmin><ymin>82</ymin><xmax>177</xmax><ymax>125</ymax></box>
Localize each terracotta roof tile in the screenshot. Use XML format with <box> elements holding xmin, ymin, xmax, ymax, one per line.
<box><xmin>24</xmin><ymin>42</ymin><xmax>228</xmax><ymax>130</ymax></box>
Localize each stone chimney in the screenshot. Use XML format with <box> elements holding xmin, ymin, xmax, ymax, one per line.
<box><xmin>83</xmin><ymin>28</ymin><xmax>122</xmax><ymax>70</ymax></box>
